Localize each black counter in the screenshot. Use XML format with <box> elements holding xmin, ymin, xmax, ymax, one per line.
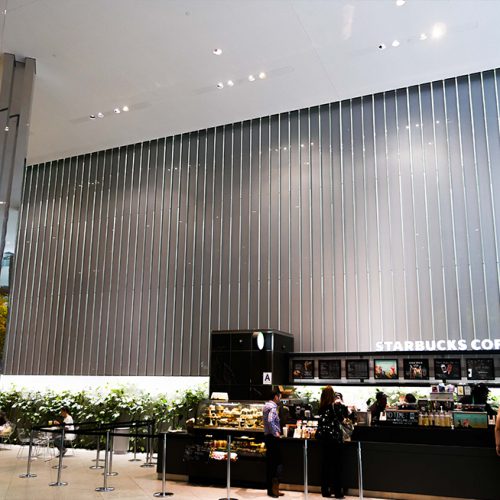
<box><xmin>158</xmin><ymin>426</ymin><xmax>498</xmax><ymax>499</ymax></box>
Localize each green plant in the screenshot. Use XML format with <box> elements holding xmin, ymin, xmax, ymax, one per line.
<box><xmin>0</xmin><ymin>382</ymin><xmax>208</xmax><ymax>449</ymax></box>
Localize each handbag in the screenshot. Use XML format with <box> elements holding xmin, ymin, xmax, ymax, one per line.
<box><xmin>340</xmin><ymin>418</ymin><xmax>354</xmax><ymax>441</ymax></box>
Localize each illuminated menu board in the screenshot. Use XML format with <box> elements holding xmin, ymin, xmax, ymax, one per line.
<box><xmin>346</xmin><ymin>359</ymin><xmax>369</xmax><ymax>380</ymax></box>
<box><xmin>318</xmin><ymin>360</ymin><xmax>341</xmax><ymax>379</ymax></box>
<box><xmin>466</xmin><ymin>358</ymin><xmax>495</xmax><ymax>380</ymax></box>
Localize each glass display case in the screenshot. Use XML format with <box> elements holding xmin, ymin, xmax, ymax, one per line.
<box><xmin>194</xmin><ymin>400</ymin><xmax>264</xmax><ymax>431</ymax></box>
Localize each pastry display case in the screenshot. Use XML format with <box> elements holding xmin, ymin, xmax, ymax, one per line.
<box><xmin>194</xmin><ymin>400</ymin><xmax>264</xmax><ymax>431</ymax></box>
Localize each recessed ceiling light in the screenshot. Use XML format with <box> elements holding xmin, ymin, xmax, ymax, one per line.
<box><xmin>122</xmin><ymin>105</ymin><xmax>129</xmax><ymax>112</ymax></box>
<box><xmin>431</xmin><ymin>22</ymin><xmax>446</xmax><ymax>39</ymax></box>
<box><xmin>113</xmin><ymin>108</ymin><xmax>121</xmax><ymax>114</ymax></box>
<box><xmin>97</xmin><ymin>112</ymin><xmax>104</xmax><ymax>118</ymax></box>
<box><xmin>213</xmin><ymin>48</ymin><xmax>222</xmax><ymax>55</ymax></box>
<box><xmin>227</xmin><ymin>80</ymin><xmax>234</xmax><ymax>87</ymax></box>
<box><xmin>248</xmin><ymin>74</ymin><xmax>256</xmax><ymax>82</ymax></box>
<box><xmin>396</xmin><ymin>0</ymin><xmax>405</xmax><ymax>5</ymax></box>
<box><xmin>89</xmin><ymin>114</ymin><xmax>96</xmax><ymax>120</ymax></box>
<box><xmin>420</xmin><ymin>33</ymin><xmax>428</xmax><ymax>40</ymax></box>
<box><xmin>378</xmin><ymin>43</ymin><xmax>386</xmax><ymax>50</ymax></box>
<box><xmin>258</xmin><ymin>72</ymin><xmax>266</xmax><ymax>79</ymax></box>
<box><xmin>392</xmin><ymin>40</ymin><xmax>400</xmax><ymax>47</ymax></box>
<box><xmin>216</xmin><ymin>82</ymin><xmax>224</xmax><ymax>89</ymax></box>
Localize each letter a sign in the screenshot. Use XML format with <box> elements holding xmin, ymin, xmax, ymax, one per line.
<box><xmin>263</xmin><ymin>372</ymin><xmax>272</xmax><ymax>385</ymax></box>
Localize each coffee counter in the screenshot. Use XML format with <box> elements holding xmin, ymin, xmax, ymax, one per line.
<box><xmin>158</xmin><ymin>426</ymin><xmax>497</xmax><ymax>499</ymax></box>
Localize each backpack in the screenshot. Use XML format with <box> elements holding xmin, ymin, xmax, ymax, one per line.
<box><xmin>316</xmin><ymin>405</ymin><xmax>343</xmax><ymax>443</ymax></box>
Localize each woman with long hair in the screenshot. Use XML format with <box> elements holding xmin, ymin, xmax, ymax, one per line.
<box><xmin>316</xmin><ymin>386</ymin><xmax>348</xmax><ymax>498</ymax></box>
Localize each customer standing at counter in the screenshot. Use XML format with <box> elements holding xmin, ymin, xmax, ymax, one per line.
<box><xmin>317</xmin><ymin>386</ymin><xmax>346</xmax><ymax>499</ymax></box>
<box><xmin>263</xmin><ymin>389</ymin><xmax>283</xmax><ymax>498</ymax></box>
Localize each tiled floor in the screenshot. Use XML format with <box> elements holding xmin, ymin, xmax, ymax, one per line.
<box><xmin>0</xmin><ymin>445</ymin><xmax>378</xmax><ymax>499</ymax></box>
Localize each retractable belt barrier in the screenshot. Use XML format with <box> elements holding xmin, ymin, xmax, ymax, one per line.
<box><xmin>20</xmin><ymin>419</ymin><xmax>164</xmax><ymax>493</ymax></box>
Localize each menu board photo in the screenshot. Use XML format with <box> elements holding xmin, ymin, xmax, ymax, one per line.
<box><xmin>434</xmin><ymin>359</ymin><xmax>461</xmax><ymax>380</ymax></box>
<box><xmin>403</xmin><ymin>359</ymin><xmax>430</xmax><ymax>380</ymax></box>
<box><xmin>374</xmin><ymin>359</ymin><xmax>398</xmax><ymax>379</ymax></box>
<box><xmin>346</xmin><ymin>359</ymin><xmax>369</xmax><ymax>380</ymax></box>
<box><xmin>319</xmin><ymin>360</ymin><xmax>341</xmax><ymax>379</ymax></box>
<box><xmin>292</xmin><ymin>360</ymin><xmax>314</xmax><ymax>379</ymax></box>
<box><xmin>466</xmin><ymin>358</ymin><xmax>495</xmax><ymax>380</ymax></box>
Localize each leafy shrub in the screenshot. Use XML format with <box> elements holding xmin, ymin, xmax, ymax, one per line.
<box><xmin>0</xmin><ymin>382</ymin><xmax>208</xmax><ymax>449</ymax></box>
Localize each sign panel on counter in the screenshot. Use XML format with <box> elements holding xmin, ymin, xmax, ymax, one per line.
<box><xmin>403</xmin><ymin>359</ymin><xmax>430</xmax><ymax>380</ymax></box>
<box><xmin>346</xmin><ymin>359</ymin><xmax>369</xmax><ymax>380</ymax></box>
<box><xmin>382</xmin><ymin>409</ymin><xmax>419</xmax><ymax>426</ymax></box>
<box><xmin>466</xmin><ymin>358</ymin><xmax>495</xmax><ymax>380</ymax></box>
<box><xmin>434</xmin><ymin>358</ymin><xmax>461</xmax><ymax>380</ymax></box>
<box><xmin>318</xmin><ymin>360</ymin><xmax>341</xmax><ymax>379</ymax></box>
<box><xmin>292</xmin><ymin>360</ymin><xmax>314</xmax><ymax>379</ymax></box>
<box><xmin>374</xmin><ymin>359</ymin><xmax>398</xmax><ymax>379</ymax></box>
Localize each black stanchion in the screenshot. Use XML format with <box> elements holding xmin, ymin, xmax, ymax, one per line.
<box><xmin>49</xmin><ymin>426</ymin><xmax>68</xmax><ymax>486</ymax></box>
<box><xmin>153</xmin><ymin>432</ymin><xmax>173</xmax><ymax>497</ymax></box>
<box><xmin>218</xmin><ymin>435</ymin><xmax>237</xmax><ymax>500</ymax></box>
<box><xmin>19</xmin><ymin>430</ymin><xmax>37</xmax><ymax>479</ymax></box>
<box><xmin>95</xmin><ymin>430</ymin><xmax>114</xmax><ymax>492</ymax></box>
<box><xmin>90</xmin><ymin>434</ymin><xmax>104</xmax><ymax>469</ymax></box>
<box><xmin>303</xmin><ymin>438</ymin><xmax>309</xmax><ymax>500</ymax></box>
<box><xmin>129</xmin><ymin>425</ymin><xmax>141</xmax><ymax>462</ymax></box>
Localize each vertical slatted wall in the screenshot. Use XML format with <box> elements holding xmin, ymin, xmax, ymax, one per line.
<box><xmin>4</xmin><ymin>70</ymin><xmax>500</xmax><ymax>375</ymax></box>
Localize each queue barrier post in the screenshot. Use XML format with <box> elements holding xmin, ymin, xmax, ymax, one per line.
<box><xmin>104</xmin><ymin>433</ymin><xmax>118</xmax><ymax>476</ymax></box>
<box><xmin>357</xmin><ymin>441</ymin><xmax>364</xmax><ymax>500</ymax></box>
<box><xmin>90</xmin><ymin>433</ymin><xmax>104</xmax><ymax>469</ymax></box>
<box><xmin>303</xmin><ymin>438</ymin><xmax>308</xmax><ymax>500</ymax></box>
<box><xmin>129</xmin><ymin>424</ymin><xmax>141</xmax><ymax>462</ymax></box>
<box><xmin>19</xmin><ymin>430</ymin><xmax>37</xmax><ymax>478</ymax></box>
<box><xmin>153</xmin><ymin>432</ymin><xmax>173</xmax><ymax>497</ymax></box>
<box><xmin>96</xmin><ymin>429</ymin><xmax>114</xmax><ymax>492</ymax></box>
<box><xmin>49</xmin><ymin>426</ymin><xmax>68</xmax><ymax>486</ymax></box>
<box><xmin>141</xmin><ymin>422</ymin><xmax>155</xmax><ymax>468</ymax></box>
<box><xmin>218</xmin><ymin>434</ymin><xmax>237</xmax><ymax>500</ymax></box>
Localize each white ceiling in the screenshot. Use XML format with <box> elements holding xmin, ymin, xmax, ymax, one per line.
<box><xmin>4</xmin><ymin>0</ymin><xmax>500</xmax><ymax>164</ymax></box>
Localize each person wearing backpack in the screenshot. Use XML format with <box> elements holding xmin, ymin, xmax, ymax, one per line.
<box><xmin>316</xmin><ymin>386</ymin><xmax>348</xmax><ymax>498</ymax></box>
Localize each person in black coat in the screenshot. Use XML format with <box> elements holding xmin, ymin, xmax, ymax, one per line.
<box><xmin>316</xmin><ymin>386</ymin><xmax>347</xmax><ymax>499</ymax></box>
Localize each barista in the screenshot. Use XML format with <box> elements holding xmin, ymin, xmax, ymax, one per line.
<box><xmin>368</xmin><ymin>391</ymin><xmax>387</xmax><ymax>424</ymax></box>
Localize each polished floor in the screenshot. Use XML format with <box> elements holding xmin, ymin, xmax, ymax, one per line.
<box><xmin>0</xmin><ymin>445</ymin><xmax>381</xmax><ymax>500</ymax></box>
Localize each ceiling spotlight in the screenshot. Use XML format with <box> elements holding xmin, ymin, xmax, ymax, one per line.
<box><xmin>122</xmin><ymin>105</ymin><xmax>129</xmax><ymax>112</ymax></box>
<box><xmin>378</xmin><ymin>43</ymin><xmax>386</xmax><ymax>50</ymax></box>
<box><xmin>248</xmin><ymin>74</ymin><xmax>256</xmax><ymax>82</ymax></box>
<box><xmin>227</xmin><ymin>80</ymin><xmax>234</xmax><ymax>87</ymax></box>
<box><xmin>4</xmin><ymin>126</ymin><xmax>8</xmax><ymax>131</ymax></box>
<box><xmin>431</xmin><ymin>22</ymin><xmax>446</xmax><ymax>39</ymax></box>
<box><xmin>213</xmin><ymin>48</ymin><xmax>222</xmax><ymax>55</ymax></box>
<box><xmin>258</xmin><ymin>72</ymin><xmax>266</xmax><ymax>79</ymax></box>
<box><xmin>420</xmin><ymin>33</ymin><xmax>428</xmax><ymax>40</ymax></box>
<box><xmin>89</xmin><ymin>114</ymin><xmax>96</xmax><ymax>120</ymax></box>
<box><xmin>113</xmin><ymin>108</ymin><xmax>121</xmax><ymax>114</ymax></box>
<box><xmin>392</xmin><ymin>40</ymin><xmax>400</xmax><ymax>47</ymax></box>
<box><xmin>216</xmin><ymin>82</ymin><xmax>224</xmax><ymax>89</ymax></box>
<box><xmin>396</xmin><ymin>0</ymin><xmax>405</xmax><ymax>5</ymax></box>
<box><xmin>97</xmin><ymin>112</ymin><xmax>104</xmax><ymax>118</ymax></box>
